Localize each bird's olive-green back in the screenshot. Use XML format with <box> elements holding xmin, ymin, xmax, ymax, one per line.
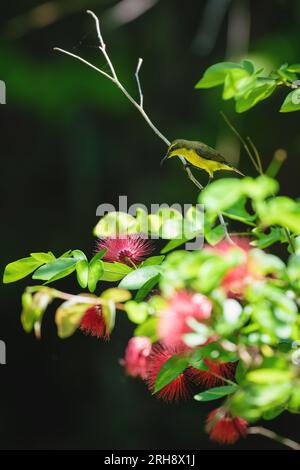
<box><xmin>170</xmin><ymin>139</ymin><xmax>228</xmax><ymax>164</ymax></box>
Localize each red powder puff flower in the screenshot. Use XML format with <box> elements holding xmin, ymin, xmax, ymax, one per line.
<box><xmin>189</xmin><ymin>359</ymin><xmax>236</xmax><ymax>388</ymax></box>
<box><xmin>206</xmin><ymin>237</ymin><xmax>260</xmax><ymax>298</ymax></box>
<box><xmin>158</xmin><ymin>290</ymin><xmax>212</xmax><ymax>348</ymax></box>
<box><xmin>97</xmin><ymin>234</ymin><xmax>153</xmax><ymax>266</ymax></box>
<box><xmin>146</xmin><ymin>343</ymin><xmax>196</xmax><ymax>402</ymax></box>
<box><xmin>121</xmin><ymin>336</ymin><xmax>152</xmax><ymax>379</ymax></box>
<box><xmin>79</xmin><ymin>305</ymin><xmax>109</xmax><ymax>339</ymax></box>
<box><xmin>206</xmin><ymin>408</ymin><xmax>248</xmax><ymax>444</ymax></box>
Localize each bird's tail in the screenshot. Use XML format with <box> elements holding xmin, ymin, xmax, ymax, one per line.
<box><xmin>232</xmin><ymin>167</ymin><xmax>245</xmax><ymax>177</ymax></box>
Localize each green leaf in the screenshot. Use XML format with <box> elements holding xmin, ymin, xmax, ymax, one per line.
<box><xmin>242</xmin><ymin>60</ymin><xmax>255</xmax><ymax>74</ymax></box>
<box><xmin>45</xmin><ymin>265</ymin><xmax>77</xmax><ymax>284</ymax></box>
<box><xmin>280</xmin><ymin>89</ymin><xmax>300</xmax><ymax>112</ymax></box>
<box><xmin>251</xmin><ymin>227</ymin><xmax>286</xmax><ymax>249</ymax></box>
<box><xmin>134</xmin><ymin>317</ymin><xmax>158</xmax><ymax>341</ymax></box>
<box><xmin>141</xmin><ymin>256</ymin><xmax>165</xmax><ymax>267</ymax></box>
<box><xmin>101</xmin><ymin>288</ymin><xmax>131</xmax><ymax>303</ymax></box>
<box><xmin>250</xmin><ymin>249</ymin><xmax>285</xmax><ymax>275</ymax></box>
<box><xmin>160</xmin><ymin>238</ymin><xmax>187</xmax><ymax>254</ymax></box>
<box><xmin>88</xmin><ymin>259</ymin><xmax>104</xmax><ymax>293</ymax></box>
<box><xmin>199</xmin><ymin>178</ymin><xmax>243</xmax><ymax>214</ymax></box>
<box><xmin>76</xmin><ymin>259</ymin><xmax>89</xmax><ymax>288</ymax></box>
<box><xmin>32</xmin><ymin>258</ymin><xmax>77</xmax><ymax>281</ymax></box>
<box><xmin>191</xmin><ymin>257</ymin><xmax>229</xmax><ymax>294</ymax></box>
<box><xmin>157</xmin><ymin>208</ymin><xmax>183</xmax><ymax>239</ymax></box>
<box><xmin>183</xmin><ymin>319</ymin><xmax>211</xmax><ymax>346</ymax></box>
<box><xmin>223</xmin><ymin>198</ymin><xmax>256</xmax><ymax>225</ymax></box>
<box><xmin>102</xmin><ymin>299</ymin><xmax>116</xmax><ymax>332</ymax></box>
<box><xmin>154</xmin><ymin>354</ymin><xmax>189</xmax><ymax>393</ymax></box>
<box><xmin>55</xmin><ymin>298</ymin><xmax>93</xmax><ymax>338</ymax></box>
<box><xmin>287</xmin><ymin>64</ymin><xmax>300</xmax><ymax>73</ymax></box>
<box><xmin>247</xmin><ymin>369</ymin><xmax>292</xmax><ymax>384</ymax></box>
<box><xmin>21</xmin><ymin>289</ymin><xmax>53</xmax><ymax>334</ymax></box>
<box><xmin>222</xmin><ymin>69</ymin><xmax>253</xmax><ymax>100</ymax></box>
<box><xmin>204</xmin><ymin>223</ymin><xmax>225</xmax><ymax>246</ymax></box>
<box><xmin>235</xmin><ymin>361</ymin><xmax>247</xmax><ymax>385</ymax></box>
<box><xmin>235</xmin><ymin>79</ymin><xmax>277</xmax><ymax>113</ymax></box>
<box><xmin>262</xmin><ymin>405</ymin><xmax>285</xmax><ymax>420</ymax></box>
<box><xmin>294</xmin><ymin>236</ymin><xmax>300</xmax><ymax>255</ymax></box>
<box><xmin>134</xmin><ymin>274</ymin><xmax>160</xmax><ymax>302</ymax></box>
<box><xmin>183</xmin><ymin>332</ymin><xmax>210</xmax><ymax>348</ymax></box>
<box><xmin>194</xmin><ymin>385</ymin><xmax>238</xmax><ymax>402</ymax></box>
<box><xmin>90</xmin><ymin>249</ymin><xmax>107</xmax><ymax>264</ymax></box>
<box><xmin>195</xmin><ymin>62</ymin><xmax>245</xmax><ymax>89</ymax></box>
<box><xmin>125</xmin><ymin>300</ymin><xmax>149</xmax><ymax>324</ymax></box>
<box><xmin>257</xmin><ymin>197</ymin><xmax>300</xmax><ymax>234</ymax></box>
<box><xmin>288</xmin><ymin>254</ymin><xmax>300</xmax><ymax>289</ymax></box>
<box><xmin>3</xmin><ymin>257</ymin><xmax>44</xmax><ymax>283</ymax></box>
<box><xmin>190</xmin><ymin>342</ymin><xmax>238</xmax><ymax>364</ymax></box>
<box><xmin>93</xmin><ymin>212</ymin><xmax>138</xmax><ymax>237</ymax></box>
<box><xmin>288</xmin><ymin>387</ymin><xmax>300</xmax><ymax>413</ymax></box>
<box><xmin>242</xmin><ymin>175</ymin><xmax>279</xmax><ymax>200</ymax></box>
<box><xmin>30</xmin><ymin>252</ymin><xmax>55</xmax><ymax>263</ymax></box>
<box><xmin>230</xmin><ymin>381</ymin><xmax>292</xmax><ymax>420</ymax></box>
<box><xmin>100</xmin><ymin>262</ymin><xmax>132</xmax><ymax>282</ymax></box>
<box><xmin>59</xmin><ymin>250</ymin><xmax>73</xmax><ymax>258</ymax></box>
<box><xmin>119</xmin><ymin>266</ymin><xmax>161</xmax><ymax>290</ymax></box>
<box><xmin>72</xmin><ymin>250</ymin><xmax>87</xmax><ymax>261</ymax></box>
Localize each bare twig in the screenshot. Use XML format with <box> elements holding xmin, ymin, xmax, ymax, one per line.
<box><xmin>52</xmin><ymin>288</ymin><xmax>125</xmax><ymax>310</ymax></box>
<box><xmin>54</xmin><ymin>10</ymin><xmax>233</xmax><ymax>243</ymax></box>
<box><xmin>246</xmin><ymin>136</ymin><xmax>263</xmax><ymax>174</ymax></box>
<box><xmin>248</xmin><ymin>426</ymin><xmax>300</xmax><ymax>451</ymax></box>
<box><xmin>135</xmin><ymin>57</ymin><xmax>144</xmax><ymax>107</ymax></box>
<box><xmin>220</xmin><ymin>111</ymin><xmax>261</xmax><ymax>174</ymax></box>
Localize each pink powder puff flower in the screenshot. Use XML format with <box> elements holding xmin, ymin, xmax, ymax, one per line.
<box><xmin>122</xmin><ymin>336</ymin><xmax>152</xmax><ymax>379</ymax></box>
<box><xmin>206</xmin><ymin>237</ymin><xmax>260</xmax><ymax>298</ymax></box>
<box><xmin>96</xmin><ymin>234</ymin><xmax>153</xmax><ymax>266</ymax></box>
<box><xmin>158</xmin><ymin>290</ymin><xmax>212</xmax><ymax>348</ymax></box>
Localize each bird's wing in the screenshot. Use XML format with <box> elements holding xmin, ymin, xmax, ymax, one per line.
<box><xmin>195</xmin><ymin>143</ymin><xmax>228</xmax><ymax>164</ymax></box>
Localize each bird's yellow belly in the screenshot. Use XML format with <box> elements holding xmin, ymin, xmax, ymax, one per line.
<box><xmin>174</xmin><ymin>148</ymin><xmax>230</xmax><ymax>177</ymax></box>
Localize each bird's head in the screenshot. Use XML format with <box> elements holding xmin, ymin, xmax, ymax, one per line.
<box><xmin>160</xmin><ymin>139</ymin><xmax>188</xmax><ymax>166</ymax></box>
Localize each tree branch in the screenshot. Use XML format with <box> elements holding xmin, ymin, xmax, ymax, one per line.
<box><xmin>135</xmin><ymin>57</ymin><xmax>144</xmax><ymax>107</ymax></box>
<box><xmin>248</xmin><ymin>426</ymin><xmax>300</xmax><ymax>451</ymax></box>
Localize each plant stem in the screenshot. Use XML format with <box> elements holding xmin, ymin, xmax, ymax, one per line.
<box><xmin>52</xmin><ymin>288</ymin><xmax>125</xmax><ymax>310</ymax></box>
<box><xmin>246</xmin><ymin>136</ymin><xmax>263</xmax><ymax>174</ymax></box>
<box><xmin>220</xmin><ymin>111</ymin><xmax>261</xmax><ymax>174</ymax></box>
<box><xmin>284</xmin><ymin>227</ymin><xmax>295</xmax><ymax>254</ymax></box>
<box><xmin>248</xmin><ymin>426</ymin><xmax>300</xmax><ymax>451</ymax></box>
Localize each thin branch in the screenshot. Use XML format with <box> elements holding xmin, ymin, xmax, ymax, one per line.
<box><xmin>52</xmin><ymin>289</ymin><xmax>125</xmax><ymax>310</ymax></box>
<box><xmin>248</xmin><ymin>426</ymin><xmax>300</xmax><ymax>451</ymax></box>
<box><xmin>54</xmin><ymin>10</ymin><xmax>233</xmax><ymax>243</ymax></box>
<box><xmin>53</xmin><ymin>47</ymin><xmax>114</xmax><ymax>81</ymax></box>
<box><xmin>220</xmin><ymin>111</ymin><xmax>260</xmax><ymax>174</ymax></box>
<box><xmin>135</xmin><ymin>57</ymin><xmax>144</xmax><ymax>107</ymax></box>
<box><xmin>87</xmin><ymin>10</ymin><xmax>118</xmax><ymax>81</ymax></box>
<box><xmin>246</xmin><ymin>136</ymin><xmax>263</xmax><ymax>175</ymax></box>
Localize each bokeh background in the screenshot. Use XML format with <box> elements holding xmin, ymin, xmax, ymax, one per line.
<box><xmin>1</xmin><ymin>0</ymin><xmax>300</xmax><ymax>450</ymax></box>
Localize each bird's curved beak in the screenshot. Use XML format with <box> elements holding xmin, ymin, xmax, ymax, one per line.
<box><xmin>160</xmin><ymin>150</ymin><xmax>170</xmax><ymax>167</ymax></box>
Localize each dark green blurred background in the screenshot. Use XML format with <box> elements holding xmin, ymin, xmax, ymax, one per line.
<box><xmin>1</xmin><ymin>0</ymin><xmax>300</xmax><ymax>450</ymax></box>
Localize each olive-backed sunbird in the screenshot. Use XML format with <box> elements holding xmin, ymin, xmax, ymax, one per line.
<box><xmin>161</xmin><ymin>139</ymin><xmax>244</xmax><ymax>178</ymax></box>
